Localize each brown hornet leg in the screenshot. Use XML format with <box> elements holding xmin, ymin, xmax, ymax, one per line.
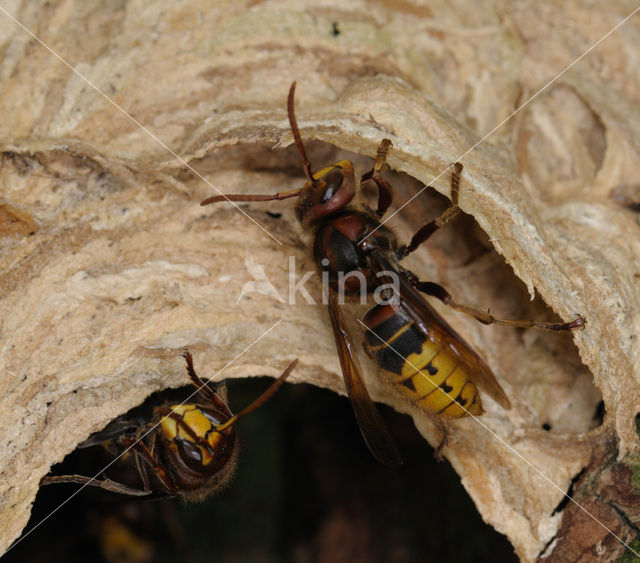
<box><xmin>119</xmin><ymin>434</ymin><xmax>177</xmax><ymax>494</ymax></box>
<box><xmin>433</xmin><ymin>419</ymin><xmax>448</xmax><ymax>462</ymax></box>
<box><xmin>181</xmin><ymin>349</ymin><xmax>229</xmax><ymax>410</ymax></box>
<box><xmin>411</xmin><ymin>278</ymin><xmax>585</xmax><ymax>332</ymax></box>
<box><xmin>40</xmin><ymin>474</ymin><xmax>152</xmax><ymax>496</ymax></box>
<box><xmin>361</xmin><ymin>139</ymin><xmax>394</xmax><ymax>217</ymax></box>
<box><xmin>398</xmin><ymin>163</ymin><xmax>463</xmax><ymax>258</ymax></box>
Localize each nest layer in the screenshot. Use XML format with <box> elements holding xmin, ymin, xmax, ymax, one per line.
<box><xmin>1</xmin><ymin>1</ymin><xmax>639</xmax><ymax>560</ymax></box>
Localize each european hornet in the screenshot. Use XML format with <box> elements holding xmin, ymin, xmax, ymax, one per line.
<box><xmin>42</xmin><ymin>351</ymin><xmax>297</xmax><ymax>499</ymax></box>
<box><xmin>200</xmin><ymin>83</ymin><xmax>585</xmax><ymax>465</ymax></box>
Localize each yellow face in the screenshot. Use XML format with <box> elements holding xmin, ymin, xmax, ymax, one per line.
<box><xmin>311</xmin><ymin>160</ymin><xmax>353</xmax><ymax>181</ymax></box>
<box><xmin>296</xmin><ymin>160</ymin><xmax>356</xmax><ymax>224</ymax></box>
<box><xmin>160</xmin><ymin>404</ymin><xmax>226</xmax><ymax>466</ymax></box>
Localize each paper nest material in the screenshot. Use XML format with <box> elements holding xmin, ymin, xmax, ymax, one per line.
<box><xmin>1</xmin><ymin>2</ymin><xmax>639</xmax><ymax>560</ymax></box>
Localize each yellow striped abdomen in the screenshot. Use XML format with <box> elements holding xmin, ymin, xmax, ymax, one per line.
<box><xmin>363</xmin><ymin>304</ymin><xmax>483</xmax><ymax>418</ymax></box>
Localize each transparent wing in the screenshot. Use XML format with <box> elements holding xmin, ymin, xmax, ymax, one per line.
<box><xmin>327</xmin><ymin>289</ymin><xmax>403</xmax><ymax>466</ymax></box>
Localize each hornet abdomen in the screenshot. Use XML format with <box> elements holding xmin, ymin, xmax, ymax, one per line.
<box><xmin>363</xmin><ymin>303</ymin><xmax>483</xmax><ymax>418</ymax></box>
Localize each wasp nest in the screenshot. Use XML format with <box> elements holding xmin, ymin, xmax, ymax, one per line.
<box><xmin>1</xmin><ymin>1</ymin><xmax>639</xmax><ymax>560</ymax></box>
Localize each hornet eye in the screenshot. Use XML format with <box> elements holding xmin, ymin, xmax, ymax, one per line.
<box><xmin>179</xmin><ymin>439</ymin><xmax>203</xmax><ymax>463</ymax></box>
<box><xmin>321</xmin><ymin>167</ymin><xmax>344</xmax><ymax>203</ymax></box>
